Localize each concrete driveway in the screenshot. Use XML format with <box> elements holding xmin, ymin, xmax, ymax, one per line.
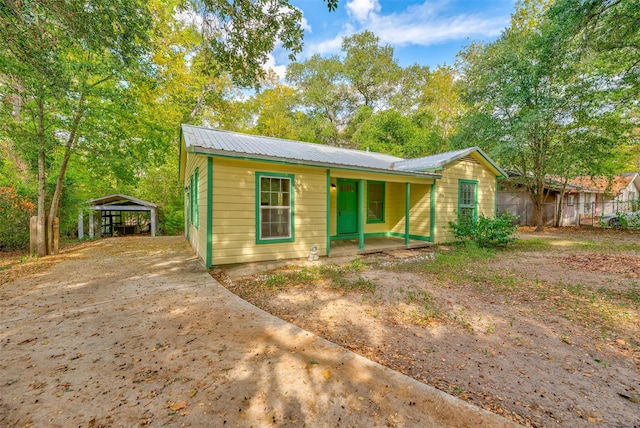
<box><xmin>0</xmin><ymin>237</ymin><xmax>512</xmax><ymax>427</ymax></box>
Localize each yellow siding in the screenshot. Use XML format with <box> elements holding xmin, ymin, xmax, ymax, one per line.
<box><xmin>387</xmin><ymin>182</ymin><xmax>406</xmax><ymax>235</ymax></box>
<box><xmin>184</xmin><ymin>154</ymin><xmax>208</xmax><ymax>263</ymax></box>
<box><xmin>409</xmin><ymin>184</ymin><xmax>431</xmax><ymax>237</ymax></box>
<box><xmin>211</xmin><ymin>158</ymin><xmax>327</xmax><ymax>265</ymax></box>
<box><xmin>433</xmin><ymin>155</ymin><xmax>498</xmax><ymax>243</ymax></box>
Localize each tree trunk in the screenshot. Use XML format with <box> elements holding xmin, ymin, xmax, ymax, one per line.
<box><xmin>47</xmin><ymin>94</ymin><xmax>85</xmax><ymax>254</ymax></box>
<box><xmin>36</xmin><ymin>98</ymin><xmax>47</xmax><ymax>257</ymax></box>
<box><xmin>36</xmin><ymin>149</ymin><xmax>47</xmax><ymax>257</ymax></box>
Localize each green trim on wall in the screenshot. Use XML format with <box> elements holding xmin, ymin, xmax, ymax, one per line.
<box><xmin>326</xmin><ymin>170</ymin><xmax>331</xmax><ymax>256</ymax></box>
<box><xmin>458</xmin><ymin>179</ymin><xmax>479</xmax><ymax>224</ymax></box>
<box><xmin>206</xmin><ymin>157</ymin><xmax>213</xmax><ymax>268</ymax></box>
<box><xmin>255</xmin><ymin>171</ymin><xmax>296</xmax><ymax>244</ymax></box>
<box><xmin>366</xmin><ymin>181</ymin><xmax>385</xmax><ymax>223</ymax></box>
<box><xmin>329</xmin><ymin>232</ymin><xmax>432</xmax><ymax>242</ymax></box>
<box><xmin>405</xmin><ymin>182</ymin><xmax>410</xmax><ymax>245</ymax></box>
<box><xmin>358</xmin><ymin>179</ymin><xmax>365</xmax><ymax>249</ymax></box>
<box><xmin>191</xmin><ymin>150</ymin><xmax>441</xmax><ymax>180</ymax></box>
<box><xmin>495</xmin><ymin>177</ymin><xmax>498</xmax><ymax>216</ymax></box>
<box><xmin>430</xmin><ymin>183</ymin><xmax>436</xmax><ymax>242</ymax></box>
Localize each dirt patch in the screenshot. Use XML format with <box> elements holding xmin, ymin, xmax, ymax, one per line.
<box><xmin>1</xmin><ymin>237</ymin><xmax>512</xmax><ymax>427</ymax></box>
<box><xmin>559</xmin><ymin>254</ymin><xmax>640</xmax><ymax>277</ymax></box>
<box><xmin>215</xmin><ymin>229</ymin><xmax>640</xmax><ymax>427</ymax></box>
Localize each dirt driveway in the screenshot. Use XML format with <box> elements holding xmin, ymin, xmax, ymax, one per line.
<box><xmin>0</xmin><ymin>237</ymin><xmax>510</xmax><ymax>427</ymax></box>
<box><xmin>216</xmin><ymin>228</ymin><xmax>640</xmax><ymax>427</ymax></box>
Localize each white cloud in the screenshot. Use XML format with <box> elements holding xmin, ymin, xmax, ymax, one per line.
<box><xmin>346</xmin><ymin>0</ymin><xmax>381</xmax><ymax>23</ymax></box>
<box><xmin>367</xmin><ymin>2</ymin><xmax>507</xmax><ymax>46</ymax></box>
<box><xmin>262</xmin><ymin>53</ymin><xmax>287</xmax><ymax>80</ymax></box>
<box><xmin>329</xmin><ymin>1</ymin><xmax>508</xmax><ymax>51</ymax></box>
<box><xmin>300</xmin><ymin>15</ymin><xmax>312</xmax><ymax>33</ymax></box>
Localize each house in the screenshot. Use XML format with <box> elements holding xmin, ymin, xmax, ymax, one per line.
<box><xmin>568</xmin><ymin>173</ymin><xmax>640</xmax><ymax>214</ymax></box>
<box><xmin>179</xmin><ymin>125</ymin><xmax>506</xmax><ymax>267</ymax></box>
<box><xmin>498</xmin><ymin>172</ymin><xmax>640</xmax><ymax>227</ymax></box>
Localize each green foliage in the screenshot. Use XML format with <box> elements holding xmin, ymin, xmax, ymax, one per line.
<box><xmin>0</xmin><ymin>185</ymin><xmax>34</xmax><ymax>251</ymax></box>
<box><xmin>449</xmin><ymin>212</ymin><xmax>519</xmax><ymax>248</ymax></box>
<box><xmin>457</xmin><ymin>0</ymin><xmax>634</xmax><ymax>230</ymax></box>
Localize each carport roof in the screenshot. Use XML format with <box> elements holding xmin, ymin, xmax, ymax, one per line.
<box><xmin>89</xmin><ymin>194</ymin><xmax>157</xmax><ymax>209</ymax></box>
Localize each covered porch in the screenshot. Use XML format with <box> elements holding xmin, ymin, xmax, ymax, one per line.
<box><xmin>328</xmin><ymin>235</ymin><xmax>432</xmax><ymax>257</ymax></box>
<box><xmin>325</xmin><ymin>171</ymin><xmax>436</xmax><ymax>256</ymax></box>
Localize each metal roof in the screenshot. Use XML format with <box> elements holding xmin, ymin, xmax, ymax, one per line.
<box><xmin>181</xmin><ymin>125</ymin><xmax>439</xmax><ymax>177</ymax></box>
<box><xmin>393</xmin><ymin>146</ymin><xmax>507</xmax><ymax>177</ymax></box>
<box><xmin>88</xmin><ymin>194</ymin><xmax>157</xmax><ymax>208</ymax></box>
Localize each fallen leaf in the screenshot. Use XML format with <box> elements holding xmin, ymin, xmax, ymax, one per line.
<box><xmin>169</xmin><ymin>401</ymin><xmax>187</xmax><ymax>411</ymax></box>
<box><xmin>323</xmin><ymin>369</ymin><xmax>330</xmax><ymax>379</ymax></box>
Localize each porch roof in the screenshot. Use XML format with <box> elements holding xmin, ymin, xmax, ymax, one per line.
<box><xmin>392</xmin><ymin>146</ymin><xmax>507</xmax><ymax>177</ymax></box>
<box><xmin>181</xmin><ymin>125</ymin><xmax>441</xmax><ymax>179</ymax></box>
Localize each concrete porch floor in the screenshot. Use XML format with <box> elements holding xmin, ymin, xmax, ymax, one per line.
<box><xmin>328</xmin><ymin>236</ymin><xmax>432</xmax><ymax>257</ymax></box>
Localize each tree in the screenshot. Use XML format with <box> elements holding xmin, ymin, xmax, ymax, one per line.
<box><xmin>341</xmin><ymin>31</ymin><xmax>400</xmax><ymax>110</ymax></box>
<box><xmin>0</xmin><ymin>0</ymin><xmax>309</xmax><ymax>255</ymax></box>
<box><xmin>457</xmin><ymin>0</ymin><xmax>629</xmax><ymax>231</ymax></box>
<box><xmin>286</xmin><ymin>54</ymin><xmax>355</xmax><ymax>145</ymax></box>
<box><xmin>418</xmin><ymin>66</ymin><xmax>465</xmax><ymax>149</ymax></box>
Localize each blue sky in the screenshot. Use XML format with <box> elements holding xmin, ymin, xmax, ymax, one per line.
<box><xmin>269</xmin><ymin>0</ymin><xmax>515</xmax><ymax>76</ymax></box>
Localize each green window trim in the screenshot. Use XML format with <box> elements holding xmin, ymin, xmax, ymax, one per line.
<box><xmin>458</xmin><ymin>179</ymin><xmax>478</xmax><ymax>226</ymax></box>
<box><xmin>255</xmin><ymin>172</ymin><xmax>295</xmax><ymax>244</ymax></box>
<box><xmin>189</xmin><ymin>174</ymin><xmax>194</xmax><ymax>226</ymax></box>
<box><xmin>191</xmin><ymin>168</ymin><xmax>199</xmax><ymax>229</ymax></box>
<box><xmin>366</xmin><ymin>181</ymin><xmax>385</xmax><ymax>224</ymax></box>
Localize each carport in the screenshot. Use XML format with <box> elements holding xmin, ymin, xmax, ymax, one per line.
<box><xmin>79</xmin><ymin>194</ymin><xmax>157</xmax><ymax>238</ymax></box>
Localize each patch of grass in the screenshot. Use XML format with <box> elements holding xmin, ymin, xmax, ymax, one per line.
<box><xmin>513</xmin><ymin>238</ymin><xmax>550</xmax><ymax>252</ymax></box>
<box><xmin>624</xmin><ymin>283</ymin><xmax>640</xmax><ymax>304</ymax></box>
<box><xmin>421</xmin><ymin>242</ymin><xmax>494</xmax><ymax>279</ymax></box>
<box><xmin>318</xmin><ymin>260</ymin><xmax>376</xmax><ymax>293</ymax></box>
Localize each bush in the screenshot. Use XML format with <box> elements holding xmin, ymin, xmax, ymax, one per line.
<box><xmin>449</xmin><ymin>212</ymin><xmax>518</xmax><ymax>248</ymax></box>
<box><xmin>0</xmin><ymin>185</ymin><xmax>35</xmax><ymax>251</ymax></box>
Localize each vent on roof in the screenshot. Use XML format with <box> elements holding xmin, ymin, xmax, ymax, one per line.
<box><xmin>461</xmin><ymin>155</ymin><xmax>480</xmax><ymax>165</ymax></box>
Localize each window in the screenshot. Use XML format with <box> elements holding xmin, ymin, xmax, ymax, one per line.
<box><xmin>256</xmin><ymin>172</ymin><xmax>294</xmax><ymax>243</ymax></box>
<box><xmin>367</xmin><ymin>181</ymin><xmax>385</xmax><ymax>223</ymax></box>
<box><xmin>458</xmin><ymin>180</ymin><xmax>478</xmax><ymax>226</ymax></box>
<box><xmin>567</xmin><ymin>195</ymin><xmax>574</xmax><ymax>206</ymax></box>
<box><xmin>190</xmin><ymin>168</ymin><xmax>199</xmax><ymax>228</ymax></box>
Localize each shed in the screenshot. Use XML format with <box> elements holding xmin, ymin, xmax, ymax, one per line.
<box><xmin>79</xmin><ymin>194</ymin><xmax>157</xmax><ymax>238</ymax></box>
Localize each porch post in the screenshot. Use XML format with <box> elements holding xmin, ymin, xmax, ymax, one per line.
<box><xmin>326</xmin><ymin>170</ymin><xmax>331</xmax><ymax>256</ymax></box>
<box><xmin>358</xmin><ymin>179</ymin><xmax>365</xmax><ymax>250</ymax></box>
<box><xmin>430</xmin><ymin>182</ymin><xmax>436</xmax><ymax>241</ymax></box>
<box><xmin>405</xmin><ymin>183</ymin><xmax>410</xmax><ymax>245</ymax></box>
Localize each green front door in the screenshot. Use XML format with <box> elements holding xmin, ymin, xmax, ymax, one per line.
<box><xmin>338</xmin><ymin>179</ymin><xmax>358</xmax><ymax>235</ymax></box>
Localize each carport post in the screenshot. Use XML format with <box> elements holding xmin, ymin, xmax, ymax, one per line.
<box><xmin>89</xmin><ymin>212</ymin><xmax>94</xmax><ymax>239</ymax></box>
<box><xmin>78</xmin><ymin>212</ymin><xmax>84</xmax><ymax>240</ymax></box>
<box><xmin>150</xmin><ymin>208</ymin><xmax>157</xmax><ymax>237</ymax></box>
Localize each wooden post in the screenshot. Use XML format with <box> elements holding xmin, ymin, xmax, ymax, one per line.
<box><xmin>78</xmin><ymin>212</ymin><xmax>84</xmax><ymax>240</ymax></box>
<box><xmin>30</xmin><ymin>216</ymin><xmax>37</xmax><ymax>255</ymax></box>
<box><xmin>52</xmin><ymin>217</ymin><xmax>59</xmax><ymax>254</ymax></box>
<box><xmin>150</xmin><ymin>208</ymin><xmax>157</xmax><ymax>237</ymax></box>
<box><xmin>405</xmin><ymin>183</ymin><xmax>411</xmax><ymax>245</ymax></box>
<box><xmin>89</xmin><ymin>212</ymin><xmax>94</xmax><ymax>239</ymax></box>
